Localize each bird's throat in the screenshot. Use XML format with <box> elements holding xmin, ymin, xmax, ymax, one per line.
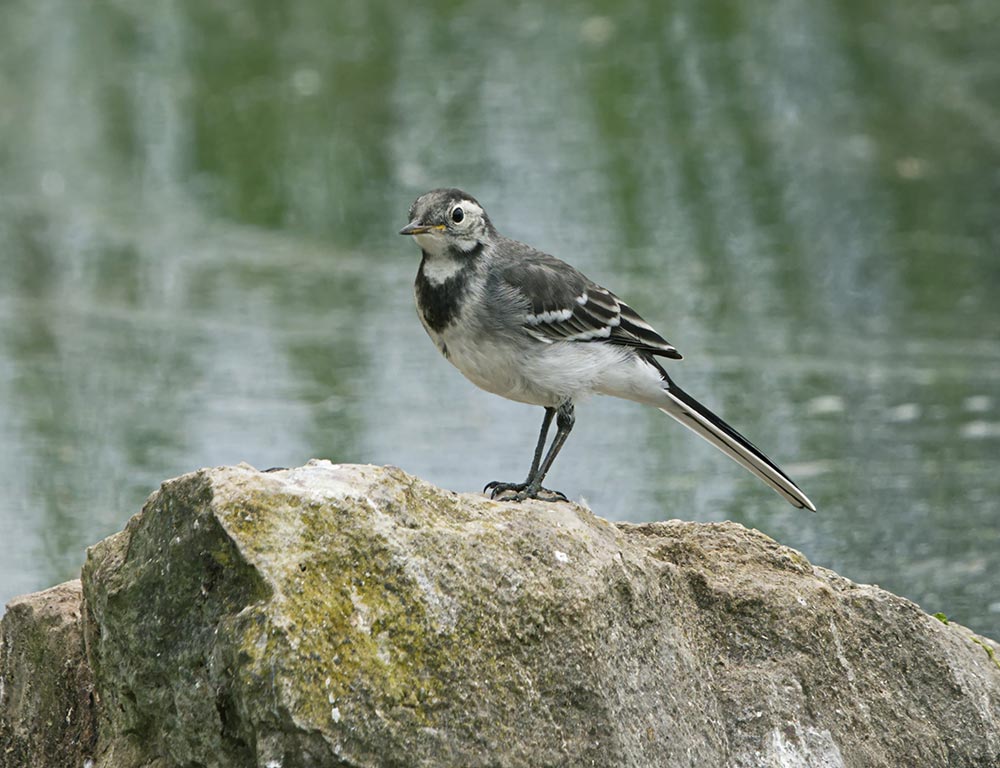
<box><xmin>419</xmin><ymin>251</ymin><xmax>468</xmax><ymax>286</ymax></box>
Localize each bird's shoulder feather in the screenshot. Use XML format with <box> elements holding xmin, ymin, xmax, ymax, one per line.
<box><xmin>488</xmin><ymin>238</ymin><xmax>682</xmax><ymax>359</ymax></box>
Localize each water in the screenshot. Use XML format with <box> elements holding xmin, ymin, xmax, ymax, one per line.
<box><xmin>1</xmin><ymin>0</ymin><xmax>998</xmax><ymax>638</ymax></box>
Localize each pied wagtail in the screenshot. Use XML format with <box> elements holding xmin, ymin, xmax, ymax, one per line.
<box><xmin>400</xmin><ymin>188</ymin><xmax>816</xmax><ymax>511</ymax></box>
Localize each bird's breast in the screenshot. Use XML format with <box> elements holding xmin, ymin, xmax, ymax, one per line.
<box><xmin>414</xmin><ymin>255</ymin><xmax>476</xmax><ymax>335</ymax></box>
<box><xmin>430</xmin><ymin>324</ymin><xmax>550</xmax><ymax>404</ymax></box>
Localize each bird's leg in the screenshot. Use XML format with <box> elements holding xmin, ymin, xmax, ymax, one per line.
<box><xmin>523</xmin><ymin>401</ymin><xmax>574</xmax><ymax>500</ymax></box>
<box><xmin>485</xmin><ymin>406</ymin><xmax>555</xmax><ymax>499</ymax></box>
<box><xmin>524</xmin><ymin>406</ymin><xmax>555</xmax><ymax>483</ymax></box>
<box><xmin>485</xmin><ymin>402</ymin><xmax>574</xmax><ymax>502</ymax></box>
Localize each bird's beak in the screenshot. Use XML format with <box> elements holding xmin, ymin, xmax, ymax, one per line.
<box><xmin>399</xmin><ymin>221</ymin><xmax>445</xmax><ymax>236</ymax></box>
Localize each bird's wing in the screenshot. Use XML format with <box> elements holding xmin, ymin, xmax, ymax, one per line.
<box><xmin>493</xmin><ymin>247</ymin><xmax>682</xmax><ymax>359</ymax></box>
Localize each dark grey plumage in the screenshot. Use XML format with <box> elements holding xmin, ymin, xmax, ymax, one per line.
<box><xmin>489</xmin><ymin>245</ymin><xmax>681</xmax><ymax>357</ymax></box>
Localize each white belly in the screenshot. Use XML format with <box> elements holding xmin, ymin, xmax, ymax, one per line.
<box><xmin>429</xmin><ymin>325</ymin><xmax>551</xmax><ymax>405</ymax></box>
<box><xmin>427</xmin><ymin>322</ymin><xmax>668</xmax><ymax>409</ymax></box>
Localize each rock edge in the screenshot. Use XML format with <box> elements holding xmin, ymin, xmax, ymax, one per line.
<box><xmin>2</xmin><ymin>461</ymin><xmax>999</xmax><ymax>767</ymax></box>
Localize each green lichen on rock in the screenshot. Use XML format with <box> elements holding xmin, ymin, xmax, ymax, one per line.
<box><xmin>65</xmin><ymin>461</ymin><xmax>1000</xmax><ymax>767</ymax></box>
<box><xmin>201</xmin><ymin>464</ymin><xmax>683</xmax><ymax>765</ymax></box>
<box><xmin>82</xmin><ymin>470</ymin><xmax>273</xmax><ymax>767</ymax></box>
<box><xmin>968</xmin><ymin>633</ymin><xmax>1000</xmax><ymax>673</ymax></box>
<box><xmin>0</xmin><ymin>580</ymin><xmax>96</xmax><ymax>767</ymax></box>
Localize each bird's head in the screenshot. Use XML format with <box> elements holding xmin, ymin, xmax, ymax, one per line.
<box><xmin>399</xmin><ymin>188</ymin><xmax>493</xmax><ymax>256</ymax></box>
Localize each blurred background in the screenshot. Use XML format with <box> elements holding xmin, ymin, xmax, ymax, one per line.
<box><xmin>1</xmin><ymin>0</ymin><xmax>998</xmax><ymax>637</ymax></box>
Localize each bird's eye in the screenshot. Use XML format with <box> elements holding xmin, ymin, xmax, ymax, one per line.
<box><xmin>451</xmin><ymin>207</ymin><xmax>464</xmax><ymax>223</ymax></box>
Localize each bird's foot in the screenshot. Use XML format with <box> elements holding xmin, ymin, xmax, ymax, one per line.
<box><xmin>483</xmin><ymin>480</ymin><xmax>567</xmax><ymax>503</ymax></box>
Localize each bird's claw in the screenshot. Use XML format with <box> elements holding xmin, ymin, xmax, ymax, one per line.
<box><xmin>483</xmin><ymin>480</ymin><xmax>525</xmax><ymax>499</ymax></box>
<box><xmin>483</xmin><ymin>480</ymin><xmax>567</xmax><ymax>503</ymax></box>
<box><xmin>531</xmin><ymin>487</ymin><xmax>568</xmax><ymax>502</ymax></box>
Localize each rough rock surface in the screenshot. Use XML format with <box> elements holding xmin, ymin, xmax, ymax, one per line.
<box><xmin>3</xmin><ymin>462</ymin><xmax>1000</xmax><ymax>767</ymax></box>
<box><xmin>0</xmin><ymin>579</ymin><xmax>96</xmax><ymax>767</ymax></box>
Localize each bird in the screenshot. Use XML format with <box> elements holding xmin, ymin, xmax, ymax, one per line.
<box><xmin>399</xmin><ymin>188</ymin><xmax>816</xmax><ymax>511</ymax></box>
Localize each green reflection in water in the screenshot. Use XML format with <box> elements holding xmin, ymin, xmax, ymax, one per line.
<box><xmin>0</xmin><ymin>0</ymin><xmax>998</xmax><ymax>640</ymax></box>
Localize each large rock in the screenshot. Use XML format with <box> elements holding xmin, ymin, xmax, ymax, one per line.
<box><xmin>0</xmin><ymin>580</ymin><xmax>96</xmax><ymax>767</ymax></box>
<box><xmin>4</xmin><ymin>461</ymin><xmax>999</xmax><ymax>766</ymax></box>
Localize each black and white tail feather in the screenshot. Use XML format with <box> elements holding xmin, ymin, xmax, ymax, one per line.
<box><xmin>658</xmin><ymin>376</ymin><xmax>816</xmax><ymax>511</ymax></box>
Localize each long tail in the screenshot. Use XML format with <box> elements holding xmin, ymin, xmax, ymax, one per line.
<box><xmin>658</xmin><ymin>378</ymin><xmax>816</xmax><ymax>511</ymax></box>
